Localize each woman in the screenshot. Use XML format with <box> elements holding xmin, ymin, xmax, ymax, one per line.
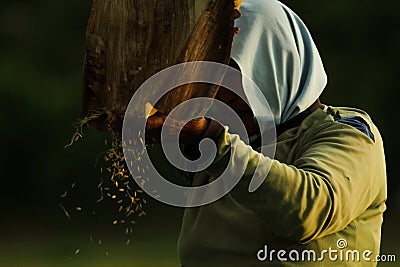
<box><xmin>145</xmin><ymin>0</ymin><xmax>387</xmax><ymax>265</ymax></box>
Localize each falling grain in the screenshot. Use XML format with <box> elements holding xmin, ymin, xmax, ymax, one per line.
<box><xmin>59</xmin><ymin>203</ymin><xmax>71</xmax><ymax>221</ymax></box>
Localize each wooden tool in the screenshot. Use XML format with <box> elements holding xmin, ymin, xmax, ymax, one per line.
<box><xmin>81</xmin><ymin>0</ymin><xmax>235</xmax><ymax>133</ymax></box>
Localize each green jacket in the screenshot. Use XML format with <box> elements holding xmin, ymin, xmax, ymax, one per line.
<box><xmin>151</xmin><ymin>106</ymin><xmax>387</xmax><ymax>266</ymax></box>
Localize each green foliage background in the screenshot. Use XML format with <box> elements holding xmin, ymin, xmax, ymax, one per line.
<box><xmin>0</xmin><ymin>0</ymin><xmax>398</xmax><ymax>266</ymax></box>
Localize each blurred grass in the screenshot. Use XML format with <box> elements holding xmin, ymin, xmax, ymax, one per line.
<box><xmin>0</xmin><ymin>238</ymin><xmax>179</xmax><ymax>267</ymax></box>
<box><xmin>0</xmin><ymin>204</ymin><xmax>397</xmax><ymax>267</ymax></box>
<box><xmin>0</xmin><ymin>198</ymin><xmax>183</xmax><ymax>267</ymax></box>
<box><xmin>0</xmin><ymin>222</ymin><xmax>397</xmax><ymax>267</ymax></box>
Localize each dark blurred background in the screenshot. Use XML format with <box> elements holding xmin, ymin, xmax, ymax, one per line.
<box><xmin>0</xmin><ymin>0</ymin><xmax>398</xmax><ymax>266</ymax></box>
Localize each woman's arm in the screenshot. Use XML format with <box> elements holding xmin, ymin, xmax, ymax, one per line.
<box><xmin>205</xmin><ymin>121</ymin><xmax>386</xmax><ymax>243</ymax></box>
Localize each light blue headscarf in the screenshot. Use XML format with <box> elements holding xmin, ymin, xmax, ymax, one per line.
<box><xmin>231</xmin><ymin>0</ymin><xmax>327</xmax><ymax>126</ymax></box>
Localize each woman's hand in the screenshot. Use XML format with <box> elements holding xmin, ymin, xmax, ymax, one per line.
<box><xmin>145</xmin><ymin>107</ymin><xmax>212</xmax><ymax>146</ymax></box>
<box><xmin>233</xmin><ymin>0</ymin><xmax>242</xmax><ymax>36</ymax></box>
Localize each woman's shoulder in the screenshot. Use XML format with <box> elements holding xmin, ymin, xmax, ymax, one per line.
<box><xmin>324</xmin><ymin>106</ymin><xmax>379</xmax><ymax>143</ymax></box>
<box><xmin>293</xmin><ymin>105</ymin><xmax>380</xmax><ymax>147</ymax></box>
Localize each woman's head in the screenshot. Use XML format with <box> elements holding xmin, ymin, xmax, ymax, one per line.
<box><xmin>231</xmin><ymin>0</ymin><xmax>327</xmax><ymax>127</ymax></box>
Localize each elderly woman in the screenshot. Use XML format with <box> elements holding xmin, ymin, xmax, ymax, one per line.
<box><xmin>145</xmin><ymin>0</ymin><xmax>387</xmax><ymax>266</ymax></box>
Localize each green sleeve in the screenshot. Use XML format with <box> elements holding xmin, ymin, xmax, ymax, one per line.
<box><xmin>206</xmin><ymin>123</ymin><xmax>386</xmax><ymax>243</ymax></box>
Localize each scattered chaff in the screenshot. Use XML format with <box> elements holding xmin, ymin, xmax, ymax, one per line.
<box><xmin>59</xmin><ymin>203</ymin><xmax>71</xmax><ymax>221</ymax></box>
<box><xmin>63</xmin><ymin>111</ymin><xmax>147</xmax><ymax>245</ymax></box>
<box><xmin>64</xmin><ymin>111</ymin><xmax>108</xmax><ymax>149</ymax></box>
<box><xmin>96</xmin><ymin>130</ymin><xmax>147</xmax><ymax>233</ymax></box>
<box><xmin>64</xmin><ymin>128</ymin><xmax>83</xmax><ymax>149</ymax></box>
